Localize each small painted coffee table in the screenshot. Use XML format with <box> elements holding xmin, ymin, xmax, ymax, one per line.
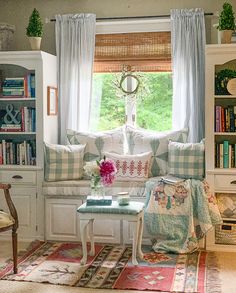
<box><xmin>77</xmin><ymin>201</ymin><xmax>145</xmax><ymax>265</ymax></box>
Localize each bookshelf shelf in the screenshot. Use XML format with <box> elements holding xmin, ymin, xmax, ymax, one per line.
<box><xmin>0</xmin><ymin>132</ymin><xmax>36</xmax><ymax>135</ymax></box>
<box><xmin>205</xmin><ymin>44</ymin><xmax>236</xmax><ymax>252</ymax></box>
<box><xmin>0</xmin><ymin>164</ymin><xmax>41</xmax><ymax>170</ymax></box>
<box><xmin>215</xmin><ymin>95</ymin><xmax>236</xmax><ymax>99</ymax></box>
<box><xmin>215</xmin><ymin>132</ymin><xmax>236</xmax><ymax>136</ymax></box>
<box><xmin>0</xmin><ymin>98</ymin><xmax>36</xmax><ymax>101</ymax></box>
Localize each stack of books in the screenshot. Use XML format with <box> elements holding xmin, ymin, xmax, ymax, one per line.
<box><xmin>215</xmin><ymin>140</ymin><xmax>236</xmax><ymax>168</ymax></box>
<box><xmin>0</xmin><ymin>139</ymin><xmax>36</xmax><ymax>165</ymax></box>
<box><xmin>215</xmin><ymin>105</ymin><xmax>236</xmax><ymax>133</ymax></box>
<box><xmin>2</xmin><ymin>77</ymin><xmax>25</xmax><ymax>97</ymax></box>
<box><xmin>1</xmin><ymin>73</ymin><xmax>35</xmax><ymax>98</ymax></box>
<box><xmin>86</xmin><ymin>195</ymin><xmax>112</xmax><ymax>206</ymax></box>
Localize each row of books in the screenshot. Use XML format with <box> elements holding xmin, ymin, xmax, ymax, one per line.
<box><xmin>215</xmin><ymin>105</ymin><xmax>236</xmax><ymax>132</ymax></box>
<box><xmin>0</xmin><ymin>74</ymin><xmax>35</xmax><ymax>98</ymax></box>
<box><xmin>0</xmin><ymin>107</ymin><xmax>36</xmax><ymax>132</ymax></box>
<box><xmin>0</xmin><ymin>140</ymin><xmax>36</xmax><ymax>165</ymax></box>
<box><xmin>215</xmin><ymin>141</ymin><xmax>236</xmax><ymax>168</ymax></box>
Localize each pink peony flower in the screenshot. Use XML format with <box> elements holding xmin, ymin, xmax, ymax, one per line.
<box><xmin>99</xmin><ymin>159</ymin><xmax>117</xmax><ymax>186</ymax></box>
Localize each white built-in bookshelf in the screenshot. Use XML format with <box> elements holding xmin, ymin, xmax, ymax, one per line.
<box><xmin>205</xmin><ymin>44</ymin><xmax>236</xmax><ymax>252</ymax></box>
<box><xmin>0</xmin><ymin>51</ymin><xmax>57</xmax><ymax>240</ymax></box>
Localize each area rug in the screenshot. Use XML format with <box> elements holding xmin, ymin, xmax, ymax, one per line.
<box><xmin>0</xmin><ymin>241</ymin><xmax>221</xmax><ymax>292</ymax></box>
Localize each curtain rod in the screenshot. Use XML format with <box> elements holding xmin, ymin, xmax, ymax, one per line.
<box><xmin>50</xmin><ymin>12</ymin><xmax>213</xmax><ymax>22</ymax></box>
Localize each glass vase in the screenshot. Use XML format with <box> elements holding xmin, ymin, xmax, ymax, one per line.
<box><xmin>90</xmin><ymin>176</ymin><xmax>105</xmax><ymax>198</ymax></box>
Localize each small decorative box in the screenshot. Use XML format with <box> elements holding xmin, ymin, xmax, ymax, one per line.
<box><xmin>86</xmin><ymin>195</ymin><xmax>112</xmax><ymax>206</ymax></box>
<box><xmin>117</xmin><ymin>192</ymin><xmax>130</xmax><ymax>206</ymax></box>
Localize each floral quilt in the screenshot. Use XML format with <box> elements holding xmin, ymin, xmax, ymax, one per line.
<box><xmin>144</xmin><ymin>178</ymin><xmax>222</xmax><ymax>253</ymax></box>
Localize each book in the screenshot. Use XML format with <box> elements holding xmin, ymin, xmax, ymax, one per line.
<box><xmin>221</xmin><ymin>107</ymin><xmax>225</xmax><ymax>132</ymax></box>
<box><xmin>2</xmin><ymin>140</ymin><xmax>6</xmax><ymax>165</ymax></box>
<box><xmin>86</xmin><ymin>195</ymin><xmax>112</xmax><ymax>206</ymax></box>
<box><xmin>0</xmin><ymin>143</ymin><xmax>2</xmax><ymax>164</ymax></box>
<box><xmin>215</xmin><ymin>106</ymin><xmax>221</xmax><ymax>132</ymax></box>
<box><xmin>229</xmin><ymin>144</ymin><xmax>232</xmax><ymax>168</ymax></box>
<box><xmin>30</xmin><ymin>73</ymin><xmax>35</xmax><ymax>98</ymax></box>
<box><xmin>220</xmin><ymin>143</ymin><xmax>224</xmax><ymax>168</ymax></box>
<box><xmin>160</xmin><ymin>175</ymin><xmax>185</xmax><ymax>185</ymax></box>
<box><xmin>229</xmin><ymin>106</ymin><xmax>235</xmax><ymax>132</ymax></box>
<box><xmin>223</xmin><ymin>140</ymin><xmax>229</xmax><ymax>168</ymax></box>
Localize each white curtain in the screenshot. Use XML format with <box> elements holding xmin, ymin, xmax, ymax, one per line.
<box><xmin>55</xmin><ymin>14</ymin><xmax>96</xmax><ymax>144</ymax></box>
<box><xmin>171</xmin><ymin>9</ymin><xmax>206</xmax><ymax>142</ymax></box>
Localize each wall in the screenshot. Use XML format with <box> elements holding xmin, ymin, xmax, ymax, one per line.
<box><xmin>0</xmin><ymin>0</ymin><xmax>235</xmax><ymax>54</ymax></box>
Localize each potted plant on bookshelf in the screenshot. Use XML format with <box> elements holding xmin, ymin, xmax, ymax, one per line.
<box><xmin>26</xmin><ymin>8</ymin><xmax>43</xmax><ymax>50</ymax></box>
<box><xmin>217</xmin><ymin>2</ymin><xmax>236</xmax><ymax>44</ymax></box>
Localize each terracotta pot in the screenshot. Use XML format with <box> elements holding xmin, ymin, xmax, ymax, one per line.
<box><xmin>220</xmin><ymin>30</ymin><xmax>233</xmax><ymax>44</ymax></box>
<box><xmin>28</xmin><ymin>37</ymin><xmax>42</xmax><ymax>50</ymax></box>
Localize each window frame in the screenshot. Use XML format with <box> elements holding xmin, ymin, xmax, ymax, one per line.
<box><xmin>94</xmin><ymin>18</ymin><xmax>171</xmax><ymax>128</ymax></box>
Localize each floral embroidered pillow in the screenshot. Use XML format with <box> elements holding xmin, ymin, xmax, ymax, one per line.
<box><xmin>103</xmin><ymin>151</ymin><xmax>152</xmax><ymax>181</ymax></box>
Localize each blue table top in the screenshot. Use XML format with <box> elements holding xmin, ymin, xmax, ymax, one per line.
<box><xmin>77</xmin><ymin>201</ymin><xmax>145</xmax><ymax>215</ymax></box>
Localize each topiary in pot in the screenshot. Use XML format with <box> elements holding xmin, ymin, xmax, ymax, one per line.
<box><xmin>26</xmin><ymin>8</ymin><xmax>43</xmax><ymax>50</ymax></box>
<box><xmin>218</xmin><ymin>2</ymin><xmax>236</xmax><ymax>44</ymax></box>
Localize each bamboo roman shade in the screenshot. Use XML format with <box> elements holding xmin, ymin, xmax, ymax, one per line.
<box><xmin>94</xmin><ymin>31</ymin><xmax>171</xmax><ymax>72</ymax></box>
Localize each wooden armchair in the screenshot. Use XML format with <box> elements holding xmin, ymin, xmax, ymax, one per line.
<box><xmin>0</xmin><ymin>184</ymin><xmax>18</xmax><ymax>273</ymax></box>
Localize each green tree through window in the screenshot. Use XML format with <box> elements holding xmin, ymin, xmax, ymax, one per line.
<box><xmin>90</xmin><ymin>72</ymin><xmax>172</xmax><ymax>132</ymax></box>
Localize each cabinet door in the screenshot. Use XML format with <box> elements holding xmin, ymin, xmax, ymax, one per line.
<box><xmin>0</xmin><ymin>186</ymin><xmax>36</xmax><ymax>240</ymax></box>
<box><xmin>92</xmin><ymin>219</ymin><xmax>120</xmax><ymax>244</ymax></box>
<box><xmin>46</xmin><ymin>198</ymin><xmax>83</xmax><ymax>241</ymax></box>
<box><xmin>123</xmin><ymin>198</ymin><xmax>151</xmax><ymax>245</ymax></box>
<box><xmin>46</xmin><ymin>198</ymin><xmax>121</xmax><ymax>243</ymax></box>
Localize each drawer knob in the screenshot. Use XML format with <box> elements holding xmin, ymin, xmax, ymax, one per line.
<box><xmin>12</xmin><ymin>175</ymin><xmax>23</xmax><ymax>179</ymax></box>
<box><xmin>230</xmin><ymin>180</ymin><xmax>236</xmax><ymax>184</ymax></box>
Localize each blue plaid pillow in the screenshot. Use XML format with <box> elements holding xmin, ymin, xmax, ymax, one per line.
<box><xmin>44</xmin><ymin>143</ymin><xmax>86</xmax><ymax>181</ymax></box>
<box><xmin>168</xmin><ymin>141</ymin><xmax>205</xmax><ymax>180</ymax></box>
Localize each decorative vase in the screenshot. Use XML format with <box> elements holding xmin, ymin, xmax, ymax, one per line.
<box><xmin>90</xmin><ymin>176</ymin><xmax>105</xmax><ymax>197</ymax></box>
<box><xmin>28</xmin><ymin>37</ymin><xmax>42</xmax><ymax>50</ymax></box>
<box><xmin>220</xmin><ymin>30</ymin><xmax>233</xmax><ymax>44</ymax></box>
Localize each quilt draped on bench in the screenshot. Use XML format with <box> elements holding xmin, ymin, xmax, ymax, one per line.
<box><xmin>144</xmin><ymin>178</ymin><xmax>222</xmax><ymax>253</ymax></box>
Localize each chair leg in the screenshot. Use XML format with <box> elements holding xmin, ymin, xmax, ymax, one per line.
<box><xmin>12</xmin><ymin>230</ymin><xmax>17</xmax><ymax>274</ymax></box>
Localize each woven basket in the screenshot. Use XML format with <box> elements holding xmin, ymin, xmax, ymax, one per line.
<box><xmin>215</xmin><ymin>222</ymin><xmax>236</xmax><ymax>245</ymax></box>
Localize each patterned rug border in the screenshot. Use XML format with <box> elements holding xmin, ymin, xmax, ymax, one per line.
<box><xmin>205</xmin><ymin>252</ymin><xmax>221</xmax><ymax>293</ymax></box>
<box><xmin>0</xmin><ymin>241</ymin><xmax>222</xmax><ymax>293</ymax></box>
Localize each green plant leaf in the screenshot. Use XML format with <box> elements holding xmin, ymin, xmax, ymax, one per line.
<box><xmin>26</xmin><ymin>8</ymin><xmax>43</xmax><ymax>37</ymax></box>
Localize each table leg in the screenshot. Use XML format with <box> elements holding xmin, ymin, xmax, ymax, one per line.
<box><xmin>89</xmin><ymin>219</ymin><xmax>95</xmax><ymax>256</ymax></box>
<box><xmin>131</xmin><ymin>220</ymin><xmax>140</xmax><ymax>266</ymax></box>
<box><xmin>137</xmin><ymin>215</ymin><xmax>144</xmax><ymax>259</ymax></box>
<box><xmin>80</xmin><ymin>219</ymin><xmax>89</xmax><ymax>265</ymax></box>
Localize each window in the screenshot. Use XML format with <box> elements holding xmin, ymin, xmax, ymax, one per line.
<box><xmin>90</xmin><ymin>30</ymin><xmax>172</xmax><ymax>132</ymax></box>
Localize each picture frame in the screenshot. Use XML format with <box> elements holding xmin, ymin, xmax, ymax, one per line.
<box><xmin>47</xmin><ymin>86</ymin><xmax>58</xmax><ymax>116</ymax></box>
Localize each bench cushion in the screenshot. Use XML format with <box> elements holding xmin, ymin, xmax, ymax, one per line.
<box><xmin>77</xmin><ymin>201</ymin><xmax>144</xmax><ymax>215</ymax></box>
<box><xmin>43</xmin><ymin>179</ymin><xmax>150</xmax><ymax>197</ymax></box>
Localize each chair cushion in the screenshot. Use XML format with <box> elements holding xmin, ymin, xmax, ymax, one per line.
<box><xmin>0</xmin><ymin>211</ymin><xmax>14</xmax><ymax>229</ymax></box>
<box><xmin>77</xmin><ymin>201</ymin><xmax>144</xmax><ymax>215</ymax></box>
